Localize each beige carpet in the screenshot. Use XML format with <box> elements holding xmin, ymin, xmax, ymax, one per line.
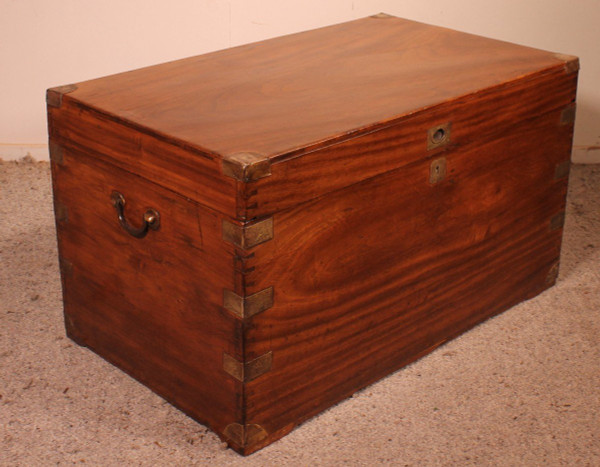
<box><xmin>1</xmin><ymin>158</ymin><xmax>598</xmax><ymax>466</ymax></box>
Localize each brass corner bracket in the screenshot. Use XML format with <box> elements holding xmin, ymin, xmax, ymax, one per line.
<box><xmin>545</xmin><ymin>262</ymin><xmax>560</xmax><ymax>285</ymax></box>
<box><xmin>222</xmin><ymin>217</ymin><xmax>273</xmax><ymax>249</ymax></box>
<box><xmin>224</xmin><ymin>287</ymin><xmax>274</xmax><ymax>319</ymax></box>
<box><xmin>223</xmin><ymin>423</ymin><xmax>268</xmax><ymax>448</ymax></box>
<box><xmin>46</xmin><ymin>84</ymin><xmax>78</xmax><ymax>108</ymax></box>
<box><xmin>554</xmin><ymin>160</ymin><xmax>571</xmax><ymax>180</ymax></box>
<box><xmin>553</xmin><ymin>53</ymin><xmax>580</xmax><ymax>74</ymax></box>
<box><xmin>371</xmin><ymin>12</ymin><xmax>394</xmax><ymax>19</ymax></box>
<box><xmin>49</xmin><ymin>141</ymin><xmax>64</xmax><ymax>164</ymax></box>
<box><xmin>223</xmin><ymin>352</ymin><xmax>272</xmax><ymax>382</ymax></box>
<box><xmin>560</xmin><ymin>103</ymin><xmax>577</xmax><ymax>126</ymax></box>
<box><xmin>222</xmin><ymin>152</ymin><xmax>271</xmax><ymax>182</ymax></box>
<box><xmin>550</xmin><ymin>211</ymin><xmax>566</xmax><ymax>231</ymax></box>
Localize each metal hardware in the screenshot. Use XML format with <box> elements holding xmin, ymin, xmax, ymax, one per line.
<box><xmin>223</xmin><ymin>423</ymin><xmax>268</xmax><ymax>448</ymax></box>
<box><xmin>223</xmin><ymin>351</ymin><xmax>273</xmax><ymax>382</ymax></box>
<box><xmin>110</xmin><ymin>191</ymin><xmax>160</xmax><ymax>239</ymax></box>
<box><xmin>224</xmin><ymin>287</ymin><xmax>274</xmax><ymax>319</ymax></box>
<box><xmin>429</xmin><ymin>157</ymin><xmax>447</xmax><ymax>184</ymax></box>
<box><xmin>46</xmin><ymin>84</ymin><xmax>78</xmax><ymax>108</ymax></box>
<box><xmin>553</xmin><ymin>53</ymin><xmax>579</xmax><ymax>74</ymax></box>
<box><xmin>48</xmin><ymin>141</ymin><xmax>64</xmax><ymax>164</ymax></box>
<box><xmin>222</xmin><ymin>217</ymin><xmax>273</xmax><ymax>249</ymax></box>
<box><xmin>222</xmin><ymin>152</ymin><xmax>271</xmax><ymax>182</ymax></box>
<box><xmin>554</xmin><ymin>160</ymin><xmax>571</xmax><ymax>180</ymax></box>
<box><xmin>371</xmin><ymin>12</ymin><xmax>394</xmax><ymax>18</ymax></box>
<box><xmin>427</xmin><ymin>122</ymin><xmax>451</xmax><ymax>150</ymax></box>
<box><xmin>55</xmin><ymin>201</ymin><xmax>68</xmax><ymax>222</ymax></box>
<box><xmin>59</xmin><ymin>258</ymin><xmax>73</xmax><ymax>277</ymax></box>
<box><xmin>545</xmin><ymin>262</ymin><xmax>560</xmax><ymax>285</ymax></box>
<box><xmin>550</xmin><ymin>211</ymin><xmax>566</xmax><ymax>231</ymax></box>
<box><xmin>560</xmin><ymin>103</ymin><xmax>577</xmax><ymax>125</ymax></box>
<box><xmin>64</xmin><ymin>314</ymin><xmax>77</xmax><ymax>333</ymax></box>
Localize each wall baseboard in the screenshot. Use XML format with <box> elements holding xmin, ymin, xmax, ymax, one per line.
<box><xmin>2</xmin><ymin>144</ymin><xmax>600</xmax><ymax>164</ymax></box>
<box><xmin>573</xmin><ymin>146</ymin><xmax>600</xmax><ymax>164</ymax></box>
<box><xmin>0</xmin><ymin>144</ymin><xmax>49</xmax><ymax>161</ymax></box>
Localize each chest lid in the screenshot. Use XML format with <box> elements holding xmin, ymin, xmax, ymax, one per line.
<box><xmin>47</xmin><ymin>14</ymin><xmax>578</xmax><ymax>218</ymax></box>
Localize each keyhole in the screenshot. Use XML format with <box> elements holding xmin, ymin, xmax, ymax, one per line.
<box><xmin>429</xmin><ymin>157</ymin><xmax>447</xmax><ymax>184</ymax></box>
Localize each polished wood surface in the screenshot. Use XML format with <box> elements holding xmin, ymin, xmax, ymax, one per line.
<box><xmin>241</xmin><ymin>105</ymin><xmax>572</xmax><ymax>452</ymax></box>
<box><xmin>48</xmin><ymin>14</ymin><xmax>578</xmax><ymax>455</ymax></box>
<box><xmin>51</xmin><ymin>147</ymin><xmax>243</xmax><ymax>438</ymax></box>
<box><xmin>48</xmin><ymin>102</ymin><xmax>237</xmax><ymax>217</ymax></box>
<box><xmin>244</xmin><ymin>67</ymin><xmax>577</xmax><ymax>219</ymax></box>
<box><xmin>48</xmin><ymin>57</ymin><xmax>577</xmax><ymax>221</ymax></box>
<box><xmin>60</xmin><ymin>15</ymin><xmax>571</xmax><ymax>161</ymax></box>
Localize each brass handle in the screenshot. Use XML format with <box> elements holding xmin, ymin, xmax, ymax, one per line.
<box><xmin>110</xmin><ymin>191</ymin><xmax>160</xmax><ymax>239</ymax></box>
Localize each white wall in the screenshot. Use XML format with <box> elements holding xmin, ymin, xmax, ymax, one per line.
<box><xmin>1</xmin><ymin>0</ymin><xmax>598</xmax><ymax>162</ymax></box>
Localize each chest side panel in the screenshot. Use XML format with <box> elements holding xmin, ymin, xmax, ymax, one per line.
<box><xmin>48</xmin><ymin>97</ymin><xmax>238</xmax><ymax>218</ymax></box>
<box><xmin>50</xmin><ymin>146</ymin><xmax>243</xmax><ymax>435</ymax></box>
<box><xmin>238</xmin><ymin>102</ymin><xmax>574</xmax><ymax>451</ymax></box>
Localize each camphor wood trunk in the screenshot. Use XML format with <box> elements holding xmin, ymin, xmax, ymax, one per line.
<box><xmin>47</xmin><ymin>14</ymin><xmax>578</xmax><ymax>455</ymax></box>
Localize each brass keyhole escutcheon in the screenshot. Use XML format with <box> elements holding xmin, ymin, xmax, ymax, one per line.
<box><xmin>429</xmin><ymin>157</ymin><xmax>447</xmax><ymax>184</ymax></box>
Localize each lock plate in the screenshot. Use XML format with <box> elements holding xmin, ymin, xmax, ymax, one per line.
<box><xmin>429</xmin><ymin>157</ymin><xmax>447</xmax><ymax>184</ymax></box>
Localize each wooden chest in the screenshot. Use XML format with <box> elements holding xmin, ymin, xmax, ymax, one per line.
<box><xmin>47</xmin><ymin>14</ymin><xmax>578</xmax><ymax>455</ymax></box>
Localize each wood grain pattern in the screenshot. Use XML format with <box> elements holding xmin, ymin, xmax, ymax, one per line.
<box><xmin>56</xmin><ymin>15</ymin><xmax>574</xmax><ymax>164</ymax></box>
<box><xmin>50</xmin><ymin>146</ymin><xmax>243</xmax><ymax>437</ymax></box>
<box><xmin>47</xmin><ymin>13</ymin><xmax>579</xmax><ymax>456</ymax></box>
<box><xmin>242</xmin><ymin>67</ymin><xmax>576</xmax><ymax>219</ymax></box>
<box><xmin>238</xmin><ymin>105</ymin><xmax>573</xmax><ymax>453</ymax></box>
<box><xmin>48</xmin><ymin>103</ymin><xmax>237</xmax><ymax>217</ymax></box>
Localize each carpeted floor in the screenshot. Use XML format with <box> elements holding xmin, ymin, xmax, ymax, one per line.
<box><xmin>0</xmin><ymin>158</ymin><xmax>598</xmax><ymax>466</ymax></box>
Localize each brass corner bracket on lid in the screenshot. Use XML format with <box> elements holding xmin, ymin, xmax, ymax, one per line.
<box><xmin>371</xmin><ymin>12</ymin><xmax>394</xmax><ymax>18</ymax></box>
<box><xmin>46</xmin><ymin>84</ymin><xmax>78</xmax><ymax>108</ymax></box>
<box><xmin>553</xmin><ymin>53</ymin><xmax>580</xmax><ymax>74</ymax></box>
<box><xmin>222</xmin><ymin>152</ymin><xmax>271</xmax><ymax>182</ymax></box>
